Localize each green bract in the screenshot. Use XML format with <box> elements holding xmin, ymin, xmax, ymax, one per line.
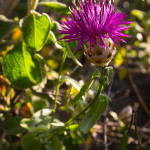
<box><xmin>2</xmin><ymin>42</ymin><xmax>43</xmax><ymax>89</ymax></box>
<box><xmin>20</xmin><ymin>11</ymin><xmax>51</xmax><ymax>51</ymax></box>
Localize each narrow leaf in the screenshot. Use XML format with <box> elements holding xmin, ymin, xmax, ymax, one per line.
<box><xmin>66</xmin><ymin>43</ymin><xmax>83</xmax><ymax>67</ymax></box>
<box><xmin>80</xmin><ymin>98</ymin><xmax>108</xmax><ymax>133</ymax></box>
<box><xmin>71</xmin><ymin>79</ymin><xmax>94</xmax><ymax>106</ymax></box>
<box><xmin>38</xmin><ymin>2</ymin><xmax>70</xmax><ymax>14</ymax></box>
<box><xmin>61</xmin><ymin>76</ymin><xmax>81</xmax><ymax>91</ymax></box>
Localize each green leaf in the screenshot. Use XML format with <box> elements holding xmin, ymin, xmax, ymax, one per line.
<box><xmin>49</xmin><ymin>31</ymin><xmax>63</xmax><ymax>49</ymax></box>
<box><xmin>38</xmin><ymin>2</ymin><xmax>70</xmax><ymax>14</ymax></box>
<box><xmin>100</xmin><ymin>94</ymin><xmax>111</xmax><ymax>101</ymax></box>
<box><xmin>66</xmin><ymin>43</ymin><xmax>83</xmax><ymax>67</ymax></box>
<box><xmin>61</xmin><ymin>76</ymin><xmax>81</xmax><ymax>91</ymax></box>
<box><xmin>33</xmin><ymin>109</ymin><xmax>52</xmax><ymax>123</ymax></box>
<box><xmin>92</xmin><ymin>68</ymin><xmax>101</xmax><ymax>78</ymax></box>
<box><xmin>99</xmin><ymin>66</ymin><xmax>113</xmax><ymax>87</ymax></box>
<box><xmin>4</xmin><ymin>117</ymin><xmax>25</xmax><ymax>135</ymax></box>
<box><xmin>80</xmin><ymin>98</ymin><xmax>108</xmax><ymax>133</ymax></box>
<box><xmin>20</xmin><ymin>118</ymin><xmax>35</xmax><ymax>132</ymax></box>
<box><xmin>20</xmin><ymin>11</ymin><xmax>51</xmax><ymax>51</ymax></box>
<box><xmin>21</xmin><ymin>134</ymin><xmax>41</xmax><ymax>150</ymax></box>
<box><xmin>46</xmin><ymin>137</ymin><xmax>65</xmax><ymax>150</ymax></box>
<box><xmin>131</xmin><ymin>9</ymin><xmax>145</xmax><ymax>20</ymax></box>
<box><xmin>68</xmin><ymin>124</ymin><xmax>79</xmax><ymax>131</ymax></box>
<box><xmin>0</xmin><ymin>15</ymin><xmax>18</xmax><ymax>41</ymax></box>
<box><xmin>2</xmin><ymin>42</ymin><xmax>43</xmax><ymax>89</ymax></box>
<box><xmin>71</xmin><ymin>79</ymin><xmax>94</xmax><ymax>106</ymax></box>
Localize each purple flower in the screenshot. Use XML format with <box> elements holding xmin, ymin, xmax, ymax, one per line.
<box><xmin>58</xmin><ymin>0</ymin><xmax>132</xmax><ymax>54</ymax></box>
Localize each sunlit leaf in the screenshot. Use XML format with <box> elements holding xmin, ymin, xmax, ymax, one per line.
<box><xmin>61</xmin><ymin>76</ymin><xmax>81</xmax><ymax>91</ymax></box>
<box><xmin>20</xmin><ymin>11</ymin><xmax>51</xmax><ymax>51</ymax></box>
<box><xmin>114</xmin><ymin>47</ymin><xmax>126</xmax><ymax>67</ymax></box>
<box><xmin>66</xmin><ymin>43</ymin><xmax>83</xmax><ymax>67</ymax></box>
<box><xmin>38</xmin><ymin>2</ymin><xmax>70</xmax><ymax>14</ymax></box>
<box><xmin>2</xmin><ymin>42</ymin><xmax>43</xmax><ymax>89</ymax></box>
<box><xmin>71</xmin><ymin>79</ymin><xmax>94</xmax><ymax>106</ymax></box>
<box><xmin>131</xmin><ymin>9</ymin><xmax>145</xmax><ymax>20</ymax></box>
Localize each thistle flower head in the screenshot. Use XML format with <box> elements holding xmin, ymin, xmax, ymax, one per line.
<box><xmin>58</xmin><ymin>0</ymin><xmax>132</xmax><ymax>53</ymax></box>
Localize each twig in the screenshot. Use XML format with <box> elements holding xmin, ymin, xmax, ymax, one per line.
<box><xmin>134</xmin><ymin>109</ymin><xmax>143</xmax><ymax>150</ymax></box>
<box><xmin>127</xmin><ymin>108</ymin><xmax>135</xmax><ymax>134</ymax></box>
<box><xmin>10</xmin><ymin>90</ymin><xmax>22</xmax><ymax>116</ymax></box>
<box><xmin>124</xmin><ymin>59</ymin><xmax>150</xmax><ymax>117</ymax></box>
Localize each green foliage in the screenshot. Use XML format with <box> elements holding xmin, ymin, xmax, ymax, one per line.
<box><xmin>80</xmin><ymin>97</ymin><xmax>108</xmax><ymax>133</ymax></box>
<box><xmin>71</xmin><ymin>79</ymin><xmax>94</xmax><ymax>106</ymax></box>
<box><xmin>38</xmin><ymin>2</ymin><xmax>70</xmax><ymax>14</ymax></box>
<box><xmin>1</xmin><ymin>0</ymin><xmax>149</xmax><ymax>149</ymax></box>
<box><xmin>21</xmin><ymin>134</ymin><xmax>41</xmax><ymax>150</ymax></box>
<box><xmin>0</xmin><ymin>15</ymin><xmax>18</xmax><ymax>41</ymax></box>
<box><xmin>4</xmin><ymin>117</ymin><xmax>26</xmax><ymax>135</ymax></box>
<box><xmin>99</xmin><ymin>66</ymin><xmax>113</xmax><ymax>87</ymax></box>
<box><xmin>20</xmin><ymin>11</ymin><xmax>51</xmax><ymax>51</ymax></box>
<box><xmin>2</xmin><ymin>42</ymin><xmax>43</xmax><ymax>88</ymax></box>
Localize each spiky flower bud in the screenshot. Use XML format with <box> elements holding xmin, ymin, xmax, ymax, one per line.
<box><xmin>84</xmin><ymin>38</ymin><xmax>116</xmax><ymax>66</ymax></box>
<box><xmin>58</xmin><ymin>0</ymin><xmax>132</xmax><ymax>66</ymax></box>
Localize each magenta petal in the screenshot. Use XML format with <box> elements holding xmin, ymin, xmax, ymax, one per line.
<box><xmin>58</xmin><ymin>0</ymin><xmax>132</xmax><ymax>52</ymax></box>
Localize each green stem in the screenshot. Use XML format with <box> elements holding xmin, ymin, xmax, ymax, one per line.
<box><xmin>49</xmin><ymin>78</ymin><xmax>103</xmax><ymax>140</ymax></box>
<box><xmin>48</xmin><ymin>49</ymin><xmax>67</xmax><ymax>139</ymax></box>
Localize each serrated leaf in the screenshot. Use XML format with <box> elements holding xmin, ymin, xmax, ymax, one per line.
<box><xmin>2</xmin><ymin>42</ymin><xmax>42</xmax><ymax>89</ymax></box>
<box><xmin>66</xmin><ymin>43</ymin><xmax>83</xmax><ymax>67</ymax></box>
<box><xmin>38</xmin><ymin>2</ymin><xmax>70</xmax><ymax>14</ymax></box>
<box><xmin>71</xmin><ymin>79</ymin><xmax>94</xmax><ymax>106</ymax></box>
<box><xmin>0</xmin><ymin>15</ymin><xmax>18</xmax><ymax>41</ymax></box>
<box><xmin>80</xmin><ymin>98</ymin><xmax>108</xmax><ymax>133</ymax></box>
<box><xmin>4</xmin><ymin>117</ymin><xmax>26</xmax><ymax>135</ymax></box>
<box><xmin>20</xmin><ymin>11</ymin><xmax>51</xmax><ymax>51</ymax></box>
<box><xmin>21</xmin><ymin>134</ymin><xmax>41</xmax><ymax>150</ymax></box>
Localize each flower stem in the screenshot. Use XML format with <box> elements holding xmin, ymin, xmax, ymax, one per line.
<box><xmin>49</xmin><ymin>78</ymin><xmax>103</xmax><ymax>140</ymax></box>
<box><xmin>48</xmin><ymin>49</ymin><xmax>67</xmax><ymax>139</ymax></box>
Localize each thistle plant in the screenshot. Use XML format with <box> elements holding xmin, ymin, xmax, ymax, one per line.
<box><xmin>59</xmin><ymin>0</ymin><xmax>132</xmax><ymax>66</ymax></box>
<box><xmin>0</xmin><ymin>0</ymin><xmax>133</xmax><ymax>149</ymax></box>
